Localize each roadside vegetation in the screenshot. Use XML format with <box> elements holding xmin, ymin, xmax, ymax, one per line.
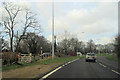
<box><xmin>96</xmin><ymin>53</ymin><xmax>118</xmax><ymax>61</ymax></box>
<box><xmin>0</xmin><ymin>2</ymin><xmax>118</xmax><ymax>73</ymax></box>
<box><xmin>3</xmin><ymin>55</ymin><xmax>84</xmax><ymax>71</ymax></box>
<box><xmin>106</xmin><ymin>54</ymin><xmax>118</xmax><ymax>61</ymax></box>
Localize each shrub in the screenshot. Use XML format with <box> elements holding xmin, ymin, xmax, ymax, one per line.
<box><xmin>2</xmin><ymin>52</ymin><xmax>18</xmax><ymax>65</ymax></box>
<box><xmin>55</xmin><ymin>53</ymin><xmax>67</xmax><ymax>57</ymax></box>
<box><xmin>68</xmin><ymin>51</ymin><xmax>77</xmax><ymax>56</ymax></box>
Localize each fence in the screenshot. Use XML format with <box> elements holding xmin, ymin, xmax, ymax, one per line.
<box><xmin>20</xmin><ymin>53</ymin><xmax>33</xmax><ymax>63</ymax></box>
<box><xmin>19</xmin><ymin>53</ymin><xmax>51</xmax><ymax>63</ymax></box>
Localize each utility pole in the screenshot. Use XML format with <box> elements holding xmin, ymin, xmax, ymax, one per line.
<box><xmin>52</xmin><ymin>0</ymin><xmax>54</xmax><ymax>60</ymax></box>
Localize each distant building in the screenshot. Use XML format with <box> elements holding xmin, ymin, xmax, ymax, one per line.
<box><xmin>77</xmin><ymin>52</ymin><xmax>82</xmax><ymax>56</ymax></box>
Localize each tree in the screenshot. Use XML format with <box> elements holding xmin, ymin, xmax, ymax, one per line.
<box><xmin>77</xmin><ymin>41</ymin><xmax>85</xmax><ymax>54</ymax></box>
<box><xmin>69</xmin><ymin>38</ymin><xmax>79</xmax><ymax>53</ymax></box>
<box><xmin>2</xmin><ymin>2</ymin><xmax>41</xmax><ymax>52</ymax></box>
<box><xmin>3</xmin><ymin>2</ymin><xmax>21</xmax><ymax>52</ymax></box>
<box><xmin>58</xmin><ymin>31</ymin><xmax>79</xmax><ymax>55</ymax></box>
<box><xmin>114</xmin><ymin>35</ymin><xmax>120</xmax><ymax>58</ymax></box>
<box><xmin>15</xmin><ymin>8</ymin><xmax>41</xmax><ymax>52</ymax></box>
<box><xmin>57</xmin><ymin>31</ymin><xmax>72</xmax><ymax>54</ymax></box>
<box><xmin>87</xmin><ymin>40</ymin><xmax>96</xmax><ymax>53</ymax></box>
<box><xmin>18</xmin><ymin>32</ymin><xmax>50</xmax><ymax>54</ymax></box>
<box><xmin>26</xmin><ymin>33</ymin><xmax>39</xmax><ymax>55</ymax></box>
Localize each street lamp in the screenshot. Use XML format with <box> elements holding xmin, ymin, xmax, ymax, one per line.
<box><xmin>52</xmin><ymin>0</ymin><xmax>55</xmax><ymax>60</ymax></box>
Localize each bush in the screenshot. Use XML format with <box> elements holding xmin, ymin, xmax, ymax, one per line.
<box><xmin>2</xmin><ymin>52</ymin><xmax>18</xmax><ymax>65</ymax></box>
<box><xmin>68</xmin><ymin>51</ymin><xmax>77</xmax><ymax>56</ymax></box>
<box><xmin>55</xmin><ymin>53</ymin><xmax>67</xmax><ymax>57</ymax></box>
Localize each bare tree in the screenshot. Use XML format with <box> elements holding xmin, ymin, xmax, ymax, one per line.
<box><xmin>3</xmin><ymin>2</ymin><xmax>21</xmax><ymax>52</ymax></box>
<box><xmin>69</xmin><ymin>37</ymin><xmax>79</xmax><ymax>52</ymax></box>
<box><xmin>87</xmin><ymin>40</ymin><xmax>96</xmax><ymax>53</ymax></box>
<box><xmin>15</xmin><ymin>9</ymin><xmax>41</xmax><ymax>52</ymax></box>
<box><xmin>58</xmin><ymin>31</ymin><xmax>79</xmax><ymax>54</ymax></box>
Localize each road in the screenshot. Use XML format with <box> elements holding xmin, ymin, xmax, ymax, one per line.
<box><xmin>42</xmin><ymin>57</ymin><xmax>119</xmax><ymax>79</ymax></box>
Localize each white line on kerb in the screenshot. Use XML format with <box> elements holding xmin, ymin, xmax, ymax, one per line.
<box><xmin>111</xmin><ymin>70</ymin><xmax>120</xmax><ymax>75</ymax></box>
<box><xmin>62</xmin><ymin>65</ymin><xmax>65</xmax><ymax>67</ymax></box>
<box><xmin>65</xmin><ymin>63</ymin><xmax>68</xmax><ymax>65</ymax></box>
<box><xmin>41</xmin><ymin>66</ymin><xmax>62</xmax><ymax>79</ymax></box>
<box><xmin>68</xmin><ymin>62</ymin><xmax>71</xmax><ymax>64</ymax></box>
<box><xmin>40</xmin><ymin>58</ymin><xmax>79</xmax><ymax>80</ymax></box>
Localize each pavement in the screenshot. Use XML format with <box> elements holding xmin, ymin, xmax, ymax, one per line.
<box><xmin>40</xmin><ymin>57</ymin><xmax>119</xmax><ymax>79</ymax></box>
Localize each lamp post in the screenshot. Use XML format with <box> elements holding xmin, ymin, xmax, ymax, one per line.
<box><xmin>81</xmin><ymin>32</ymin><xmax>85</xmax><ymax>54</ymax></box>
<box><xmin>41</xmin><ymin>47</ymin><xmax>43</xmax><ymax>55</ymax></box>
<box><xmin>52</xmin><ymin>0</ymin><xmax>55</xmax><ymax>60</ymax></box>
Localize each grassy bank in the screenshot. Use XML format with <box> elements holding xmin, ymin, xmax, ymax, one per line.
<box><xmin>106</xmin><ymin>54</ymin><xmax>118</xmax><ymax>61</ymax></box>
<box><xmin>3</xmin><ymin>56</ymin><xmax>84</xmax><ymax>71</ymax></box>
<box><xmin>96</xmin><ymin>53</ymin><xmax>118</xmax><ymax>61</ymax></box>
<box><xmin>39</xmin><ymin>56</ymin><xmax>84</xmax><ymax>65</ymax></box>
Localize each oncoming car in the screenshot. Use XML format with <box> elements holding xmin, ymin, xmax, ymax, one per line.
<box><xmin>85</xmin><ymin>53</ymin><xmax>96</xmax><ymax>62</ymax></box>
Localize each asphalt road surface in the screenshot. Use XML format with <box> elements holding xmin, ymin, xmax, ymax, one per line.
<box><xmin>44</xmin><ymin>58</ymin><xmax>119</xmax><ymax>79</ymax></box>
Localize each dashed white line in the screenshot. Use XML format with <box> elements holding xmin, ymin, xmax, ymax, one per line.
<box><xmin>111</xmin><ymin>70</ymin><xmax>120</xmax><ymax>75</ymax></box>
<box><xmin>99</xmin><ymin>62</ymin><xmax>120</xmax><ymax>75</ymax></box>
<box><xmin>99</xmin><ymin>63</ymin><xmax>106</xmax><ymax>67</ymax></box>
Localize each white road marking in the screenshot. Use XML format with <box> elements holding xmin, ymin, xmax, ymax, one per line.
<box><xmin>40</xmin><ymin>66</ymin><xmax>62</xmax><ymax>80</ymax></box>
<box><xmin>62</xmin><ymin>65</ymin><xmax>65</xmax><ymax>67</ymax></box>
<box><xmin>99</xmin><ymin>63</ymin><xmax>103</xmax><ymax>66</ymax></box>
<box><xmin>102</xmin><ymin>65</ymin><xmax>106</xmax><ymax>67</ymax></box>
<box><xmin>65</xmin><ymin>63</ymin><xmax>68</xmax><ymax>65</ymax></box>
<box><xmin>99</xmin><ymin>63</ymin><xmax>106</xmax><ymax>67</ymax></box>
<box><xmin>40</xmin><ymin>58</ymin><xmax>80</xmax><ymax>80</ymax></box>
<box><xmin>99</xmin><ymin>62</ymin><xmax>120</xmax><ymax>75</ymax></box>
<box><xmin>111</xmin><ymin>70</ymin><xmax>120</xmax><ymax>75</ymax></box>
<box><xmin>68</xmin><ymin>62</ymin><xmax>71</xmax><ymax>64</ymax></box>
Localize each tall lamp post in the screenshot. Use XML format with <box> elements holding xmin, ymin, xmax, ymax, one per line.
<box><xmin>81</xmin><ymin>32</ymin><xmax>85</xmax><ymax>54</ymax></box>
<box><xmin>52</xmin><ymin>0</ymin><xmax>55</xmax><ymax>60</ymax></box>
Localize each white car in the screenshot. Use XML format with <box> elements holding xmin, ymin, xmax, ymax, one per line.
<box><xmin>85</xmin><ymin>53</ymin><xmax>96</xmax><ymax>62</ymax></box>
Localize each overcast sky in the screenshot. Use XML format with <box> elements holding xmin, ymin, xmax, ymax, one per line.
<box><xmin>0</xmin><ymin>0</ymin><xmax>119</xmax><ymax>45</ymax></box>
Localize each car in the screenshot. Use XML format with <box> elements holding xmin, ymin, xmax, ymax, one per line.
<box><xmin>85</xmin><ymin>53</ymin><xmax>96</xmax><ymax>62</ymax></box>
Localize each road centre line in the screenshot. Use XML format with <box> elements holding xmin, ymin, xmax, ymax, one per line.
<box><xmin>99</xmin><ymin>63</ymin><xmax>106</xmax><ymax>67</ymax></box>
<box><xmin>99</xmin><ymin>62</ymin><xmax>120</xmax><ymax>75</ymax></box>
<box><xmin>111</xmin><ymin>70</ymin><xmax>120</xmax><ymax>75</ymax></box>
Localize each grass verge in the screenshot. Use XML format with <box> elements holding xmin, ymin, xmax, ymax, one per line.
<box><xmin>3</xmin><ymin>56</ymin><xmax>84</xmax><ymax>71</ymax></box>
<box><xmin>106</xmin><ymin>54</ymin><xmax>118</xmax><ymax>61</ymax></box>
<box><xmin>96</xmin><ymin>53</ymin><xmax>118</xmax><ymax>62</ymax></box>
